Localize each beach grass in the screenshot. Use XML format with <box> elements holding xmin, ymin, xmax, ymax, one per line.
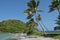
<box><xmin>53</xmin><ymin>35</ymin><xmax>60</xmax><ymax>39</ymax></box>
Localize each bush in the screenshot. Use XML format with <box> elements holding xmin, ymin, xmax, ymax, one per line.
<box><xmin>53</xmin><ymin>35</ymin><xmax>60</xmax><ymax>39</ymax></box>
<box><xmin>31</xmin><ymin>31</ymin><xmax>44</xmax><ymax>36</ymax></box>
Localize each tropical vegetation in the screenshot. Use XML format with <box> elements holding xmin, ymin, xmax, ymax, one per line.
<box><xmin>49</xmin><ymin>0</ymin><xmax>60</xmax><ymax>39</ymax></box>
<box><xmin>0</xmin><ymin>0</ymin><xmax>60</xmax><ymax>39</ymax></box>
<box><xmin>0</xmin><ymin>19</ymin><xmax>42</xmax><ymax>36</ymax></box>
<box><xmin>24</xmin><ymin>0</ymin><xmax>44</xmax><ymax>35</ymax></box>
<box><xmin>49</xmin><ymin>0</ymin><xmax>60</xmax><ymax>30</ymax></box>
<box><xmin>0</xmin><ymin>20</ymin><xmax>26</xmax><ymax>33</ymax></box>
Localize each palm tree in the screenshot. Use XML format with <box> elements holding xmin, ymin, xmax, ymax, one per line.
<box><xmin>49</xmin><ymin>0</ymin><xmax>60</xmax><ymax>30</ymax></box>
<box><xmin>24</xmin><ymin>0</ymin><xmax>42</xmax><ymax>19</ymax></box>
<box><xmin>24</xmin><ymin>0</ymin><xmax>47</xmax><ymax>34</ymax></box>
<box><xmin>54</xmin><ymin>15</ymin><xmax>60</xmax><ymax>30</ymax></box>
<box><xmin>49</xmin><ymin>0</ymin><xmax>60</xmax><ymax>14</ymax></box>
<box><xmin>24</xmin><ymin>0</ymin><xmax>43</xmax><ymax>34</ymax></box>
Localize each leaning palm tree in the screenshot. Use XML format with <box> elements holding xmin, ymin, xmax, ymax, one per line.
<box><xmin>49</xmin><ymin>0</ymin><xmax>60</xmax><ymax>30</ymax></box>
<box><xmin>24</xmin><ymin>0</ymin><xmax>44</xmax><ymax>35</ymax></box>
<box><xmin>24</xmin><ymin>0</ymin><xmax>41</xmax><ymax>33</ymax></box>
<box><xmin>24</xmin><ymin>0</ymin><xmax>49</xmax><ymax>35</ymax></box>
<box><xmin>36</xmin><ymin>14</ymin><xmax>45</xmax><ymax>32</ymax></box>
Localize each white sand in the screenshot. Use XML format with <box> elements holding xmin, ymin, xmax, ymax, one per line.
<box><xmin>8</xmin><ymin>33</ymin><xmax>59</xmax><ymax>40</ymax></box>
<box><xmin>19</xmin><ymin>37</ymin><xmax>59</xmax><ymax>40</ymax></box>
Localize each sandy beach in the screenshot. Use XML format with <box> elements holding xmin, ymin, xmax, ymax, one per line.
<box><xmin>7</xmin><ymin>33</ymin><xmax>59</xmax><ymax>40</ymax></box>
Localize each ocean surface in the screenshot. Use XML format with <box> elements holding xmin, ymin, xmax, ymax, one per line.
<box><xmin>0</xmin><ymin>33</ymin><xmax>13</xmax><ymax>40</ymax></box>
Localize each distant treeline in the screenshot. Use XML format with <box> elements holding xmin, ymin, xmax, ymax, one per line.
<box><xmin>0</xmin><ymin>20</ymin><xmax>26</xmax><ymax>33</ymax></box>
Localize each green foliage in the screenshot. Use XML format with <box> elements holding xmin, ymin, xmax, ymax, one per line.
<box><xmin>24</xmin><ymin>0</ymin><xmax>41</xmax><ymax>17</ymax></box>
<box><xmin>53</xmin><ymin>35</ymin><xmax>60</xmax><ymax>39</ymax></box>
<box><xmin>26</xmin><ymin>18</ymin><xmax>38</xmax><ymax>27</ymax></box>
<box><xmin>26</xmin><ymin>18</ymin><xmax>38</xmax><ymax>35</ymax></box>
<box><xmin>36</xmin><ymin>14</ymin><xmax>42</xmax><ymax>21</ymax></box>
<box><xmin>49</xmin><ymin>0</ymin><xmax>60</xmax><ymax>30</ymax></box>
<box><xmin>55</xmin><ymin>15</ymin><xmax>60</xmax><ymax>25</ymax></box>
<box><xmin>49</xmin><ymin>0</ymin><xmax>59</xmax><ymax>12</ymax></box>
<box><xmin>31</xmin><ymin>31</ymin><xmax>43</xmax><ymax>36</ymax></box>
<box><xmin>0</xmin><ymin>19</ymin><xmax>42</xmax><ymax>36</ymax></box>
<box><xmin>0</xmin><ymin>20</ymin><xmax>26</xmax><ymax>33</ymax></box>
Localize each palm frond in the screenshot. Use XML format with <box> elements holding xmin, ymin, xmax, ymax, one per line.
<box><xmin>49</xmin><ymin>0</ymin><xmax>59</xmax><ymax>12</ymax></box>
<box><xmin>24</xmin><ymin>8</ymin><xmax>32</xmax><ymax>14</ymax></box>
<box><xmin>36</xmin><ymin>0</ymin><xmax>40</xmax><ymax>7</ymax></box>
<box><xmin>49</xmin><ymin>8</ymin><xmax>55</xmax><ymax>12</ymax></box>
<box><xmin>27</xmin><ymin>15</ymin><xmax>33</xmax><ymax>19</ymax></box>
<box><xmin>31</xmin><ymin>0</ymin><xmax>36</xmax><ymax>8</ymax></box>
<box><xmin>36</xmin><ymin>14</ymin><xmax>42</xmax><ymax>21</ymax></box>
<box><xmin>27</xmin><ymin>2</ymin><xmax>32</xmax><ymax>8</ymax></box>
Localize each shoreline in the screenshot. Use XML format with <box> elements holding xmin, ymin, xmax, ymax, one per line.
<box><xmin>6</xmin><ymin>33</ymin><xmax>59</xmax><ymax>40</ymax></box>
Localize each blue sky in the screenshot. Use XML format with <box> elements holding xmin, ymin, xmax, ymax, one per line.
<box><xmin>0</xmin><ymin>0</ymin><xmax>59</xmax><ymax>31</ymax></box>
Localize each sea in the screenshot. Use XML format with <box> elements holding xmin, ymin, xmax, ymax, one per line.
<box><xmin>0</xmin><ymin>33</ymin><xmax>13</xmax><ymax>40</ymax></box>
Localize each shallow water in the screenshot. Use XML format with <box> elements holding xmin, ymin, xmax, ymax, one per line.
<box><xmin>0</xmin><ymin>33</ymin><xmax>13</xmax><ymax>40</ymax></box>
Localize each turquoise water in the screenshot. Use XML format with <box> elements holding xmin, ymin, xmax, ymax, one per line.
<box><xmin>0</xmin><ymin>33</ymin><xmax>13</xmax><ymax>40</ymax></box>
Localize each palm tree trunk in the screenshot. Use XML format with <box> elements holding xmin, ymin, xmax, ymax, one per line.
<box><xmin>35</xmin><ymin>11</ymin><xmax>45</xmax><ymax>34</ymax></box>
<box><xmin>41</xmin><ymin>21</ymin><xmax>49</xmax><ymax>31</ymax></box>
<box><xmin>38</xmin><ymin>22</ymin><xmax>44</xmax><ymax>32</ymax></box>
<box><xmin>34</xmin><ymin>12</ymin><xmax>44</xmax><ymax>32</ymax></box>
